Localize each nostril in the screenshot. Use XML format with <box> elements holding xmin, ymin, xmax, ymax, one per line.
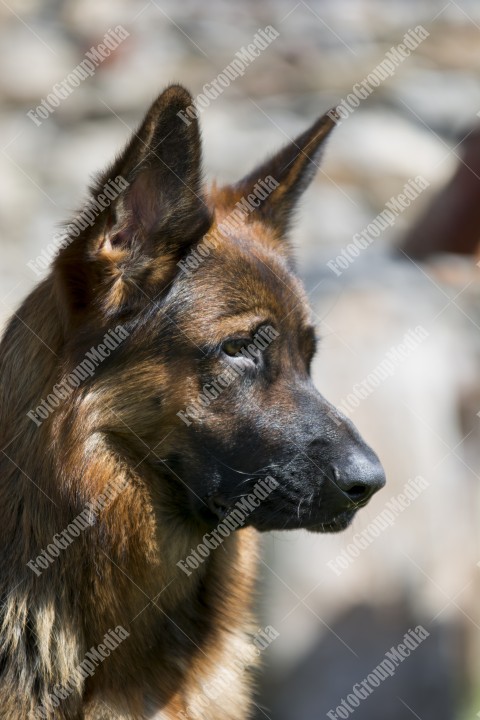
<box><xmin>328</xmin><ymin>458</ymin><xmax>385</xmax><ymax>505</ymax></box>
<box><xmin>344</xmin><ymin>483</ymin><xmax>372</xmax><ymax>503</ymax></box>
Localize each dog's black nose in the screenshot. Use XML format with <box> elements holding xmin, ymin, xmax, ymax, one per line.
<box><xmin>329</xmin><ymin>450</ymin><xmax>385</xmax><ymax>505</ymax></box>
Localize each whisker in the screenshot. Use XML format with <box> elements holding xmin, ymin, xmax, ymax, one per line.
<box><xmin>203</xmin><ymin>449</ymin><xmax>275</xmax><ymax>478</ymax></box>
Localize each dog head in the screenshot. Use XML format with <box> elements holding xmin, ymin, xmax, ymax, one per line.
<box><xmin>54</xmin><ymin>85</ymin><xmax>385</xmax><ymax>534</ymax></box>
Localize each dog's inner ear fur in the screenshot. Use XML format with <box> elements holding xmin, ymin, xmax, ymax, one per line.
<box><xmin>220</xmin><ymin>110</ymin><xmax>337</xmax><ymax>239</ymax></box>
<box><xmin>54</xmin><ymin>85</ymin><xmax>212</xmax><ymax>316</ymax></box>
<box><xmin>98</xmin><ymin>84</ymin><xmax>211</xmax><ymax>255</ymax></box>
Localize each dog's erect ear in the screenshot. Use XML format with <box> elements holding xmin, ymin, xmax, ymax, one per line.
<box><xmin>55</xmin><ymin>85</ymin><xmax>212</xmax><ymax>314</ymax></box>
<box><xmin>97</xmin><ymin>84</ymin><xmax>211</xmax><ymax>251</ymax></box>
<box><xmin>223</xmin><ymin>109</ymin><xmax>338</xmax><ymax>238</ymax></box>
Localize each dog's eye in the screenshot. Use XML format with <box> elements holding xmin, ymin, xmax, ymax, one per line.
<box><xmin>222</xmin><ymin>338</ymin><xmax>251</xmax><ymax>357</ymax></box>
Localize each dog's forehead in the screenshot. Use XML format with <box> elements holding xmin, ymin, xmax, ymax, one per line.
<box><xmin>170</xmin><ymin>227</ymin><xmax>311</xmax><ymax>335</ymax></box>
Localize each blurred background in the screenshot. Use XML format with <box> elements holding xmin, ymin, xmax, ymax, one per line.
<box><xmin>0</xmin><ymin>0</ymin><xmax>479</xmax><ymax>718</ymax></box>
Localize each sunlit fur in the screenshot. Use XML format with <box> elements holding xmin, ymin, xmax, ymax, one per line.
<box><xmin>0</xmin><ymin>86</ymin><xmax>381</xmax><ymax>718</ymax></box>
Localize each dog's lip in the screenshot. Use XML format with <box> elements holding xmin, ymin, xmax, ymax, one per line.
<box><xmin>306</xmin><ymin>508</ymin><xmax>357</xmax><ymax>533</ymax></box>
<box><xmin>204</xmin><ymin>493</ymin><xmax>367</xmax><ymax>531</ymax></box>
<box><xmin>206</xmin><ymin>494</ymin><xmax>229</xmax><ymax>520</ymax></box>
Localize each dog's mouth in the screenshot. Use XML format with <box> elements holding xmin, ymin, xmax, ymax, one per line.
<box><xmin>204</xmin><ymin>492</ymin><xmax>361</xmax><ymax>534</ymax></box>
<box><xmin>207</xmin><ymin>494</ymin><xmax>230</xmax><ymax>521</ymax></box>
<box><xmin>305</xmin><ymin>507</ymin><xmax>358</xmax><ymax>533</ymax></box>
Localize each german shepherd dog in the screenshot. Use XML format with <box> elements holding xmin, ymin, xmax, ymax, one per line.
<box><xmin>0</xmin><ymin>85</ymin><xmax>385</xmax><ymax>719</ymax></box>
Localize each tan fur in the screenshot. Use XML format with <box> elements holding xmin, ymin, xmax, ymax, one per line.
<box><xmin>0</xmin><ymin>86</ymin><xmax>348</xmax><ymax>718</ymax></box>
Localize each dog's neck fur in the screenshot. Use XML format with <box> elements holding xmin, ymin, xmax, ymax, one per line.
<box><xmin>0</xmin><ymin>84</ymin><xmax>339</xmax><ymax>718</ymax></box>
<box><xmin>0</xmin><ymin>280</ymin><xmax>258</xmax><ymax>719</ymax></box>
